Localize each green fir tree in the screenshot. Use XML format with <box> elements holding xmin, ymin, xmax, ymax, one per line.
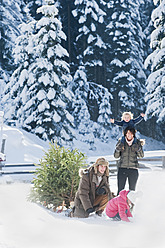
<box><xmin>30</xmin><ymin>142</ymin><xmax>87</xmax><ymax>208</ymax></box>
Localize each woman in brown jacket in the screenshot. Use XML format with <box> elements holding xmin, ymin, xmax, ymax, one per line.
<box><xmin>72</xmin><ymin>157</ymin><xmax>112</xmax><ymax>218</ymax></box>
<box><xmin>114</xmin><ymin>127</ymin><xmax>144</xmax><ymax>195</ymax></box>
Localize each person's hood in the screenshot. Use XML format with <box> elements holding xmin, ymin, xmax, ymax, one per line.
<box><xmin>119</xmin><ymin>189</ymin><xmax>129</xmax><ymax>201</ymax></box>
<box><xmin>79</xmin><ymin>168</ymin><xmax>89</xmax><ymax>177</ymax></box>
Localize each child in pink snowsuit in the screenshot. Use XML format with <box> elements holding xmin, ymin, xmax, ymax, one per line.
<box><xmin>106</xmin><ymin>190</ymin><xmax>136</xmax><ymax>222</ymax></box>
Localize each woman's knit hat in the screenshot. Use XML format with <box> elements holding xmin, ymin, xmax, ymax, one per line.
<box><xmin>93</xmin><ymin>157</ymin><xmax>109</xmax><ymax>176</ymax></box>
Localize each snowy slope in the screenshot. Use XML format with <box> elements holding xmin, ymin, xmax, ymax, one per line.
<box><xmin>2</xmin><ymin>125</ymin><xmax>49</xmax><ymax>164</ymax></box>
<box><xmin>1</xmin><ymin>124</ymin><xmax>165</xmax><ymax>164</ymax></box>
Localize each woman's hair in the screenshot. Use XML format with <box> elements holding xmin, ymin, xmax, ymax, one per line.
<box><xmin>124</xmin><ymin>127</ymin><xmax>136</xmax><ymax>137</ymax></box>
<box><xmin>122</xmin><ymin>112</ymin><xmax>133</xmax><ymax>120</ymax></box>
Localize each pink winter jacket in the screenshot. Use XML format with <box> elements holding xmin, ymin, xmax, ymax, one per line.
<box><xmin>105</xmin><ymin>190</ymin><xmax>133</xmax><ymax>222</ymax></box>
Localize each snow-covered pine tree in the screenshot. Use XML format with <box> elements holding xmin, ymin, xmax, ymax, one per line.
<box><xmin>25</xmin><ymin>0</ymin><xmax>46</xmax><ymax>20</ymax></box>
<box><xmin>72</xmin><ymin>0</ymin><xmax>107</xmax><ymax>87</ymax></box>
<box><xmin>71</xmin><ymin>0</ymin><xmax>113</xmax><ymax>142</ymax></box>
<box><xmin>0</xmin><ymin>0</ymin><xmax>27</xmax><ymax>102</ymax></box>
<box><xmin>145</xmin><ymin>0</ymin><xmax>165</xmax><ymax>125</ymax></box>
<box><xmin>3</xmin><ymin>0</ymin><xmax>75</xmax><ymax>144</ymax></box>
<box><xmin>69</xmin><ymin>66</ymin><xmax>95</xmax><ymax>149</ymax></box>
<box><xmin>70</xmin><ymin>66</ymin><xmax>89</xmax><ymax>127</ymax></box>
<box><xmin>0</xmin><ymin>0</ymin><xmax>27</xmax><ymax>74</ymax></box>
<box><xmin>2</xmin><ymin>21</ymin><xmax>36</xmax><ymax>121</ymax></box>
<box><xmin>97</xmin><ymin>89</ymin><xmax>112</xmax><ymax>142</ymax></box>
<box><xmin>52</xmin><ymin>0</ymin><xmax>78</xmax><ymax>71</ymax></box>
<box><xmin>25</xmin><ymin>0</ymin><xmax>76</xmax><ymax>66</ymax></box>
<box><xmin>70</xmin><ymin>65</ymin><xmax>113</xmax><ymax>145</ymax></box>
<box><xmin>78</xmin><ymin>103</ymin><xmax>96</xmax><ymax>150</ymax></box>
<box><xmin>105</xmin><ymin>0</ymin><xmax>146</xmax><ymax>117</ymax></box>
<box><xmin>139</xmin><ymin>0</ymin><xmax>155</xmax><ymax>60</ymax></box>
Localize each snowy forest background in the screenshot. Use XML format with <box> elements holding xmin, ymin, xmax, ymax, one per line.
<box><xmin>0</xmin><ymin>0</ymin><xmax>165</xmax><ymax>150</ymax></box>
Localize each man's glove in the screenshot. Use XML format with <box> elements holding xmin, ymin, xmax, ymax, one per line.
<box><xmin>86</xmin><ymin>207</ymin><xmax>95</xmax><ymax>214</ymax></box>
<box><xmin>116</xmin><ymin>143</ymin><xmax>124</xmax><ymax>152</ymax></box>
<box><xmin>131</xmin><ymin>143</ymin><xmax>140</xmax><ymax>152</ymax></box>
<box><xmin>96</xmin><ymin>187</ymin><xmax>106</xmax><ymax>195</ymax></box>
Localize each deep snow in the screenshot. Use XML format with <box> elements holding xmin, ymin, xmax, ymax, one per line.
<box><xmin>0</xmin><ymin>170</ymin><xmax>165</xmax><ymax>248</ymax></box>
<box><xmin>0</xmin><ymin>124</ymin><xmax>165</xmax><ymax>248</ymax></box>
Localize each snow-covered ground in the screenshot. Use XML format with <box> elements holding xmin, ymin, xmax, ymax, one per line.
<box><xmin>0</xmin><ymin>169</ymin><xmax>165</xmax><ymax>248</ymax></box>
<box><xmin>0</xmin><ymin>124</ymin><xmax>165</xmax><ymax>248</ymax></box>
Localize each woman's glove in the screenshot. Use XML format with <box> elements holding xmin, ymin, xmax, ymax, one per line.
<box><xmin>116</xmin><ymin>143</ymin><xmax>124</xmax><ymax>151</ymax></box>
<box><xmin>86</xmin><ymin>208</ymin><xmax>95</xmax><ymax>214</ymax></box>
<box><xmin>86</xmin><ymin>204</ymin><xmax>100</xmax><ymax>214</ymax></box>
<box><xmin>96</xmin><ymin>187</ymin><xmax>106</xmax><ymax>195</ymax></box>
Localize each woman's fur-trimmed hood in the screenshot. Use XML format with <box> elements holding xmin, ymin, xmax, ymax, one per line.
<box><xmin>79</xmin><ymin>168</ymin><xmax>89</xmax><ymax>177</ymax></box>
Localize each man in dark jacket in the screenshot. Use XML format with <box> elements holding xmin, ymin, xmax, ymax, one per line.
<box><xmin>114</xmin><ymin>127</ymin><xmax>144</xmax><ymax>195</ymax></box>
<box><xmin>72</xmin><ymin>157</ymin><xmax>112</xmax><ymax>218</ymax></box>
